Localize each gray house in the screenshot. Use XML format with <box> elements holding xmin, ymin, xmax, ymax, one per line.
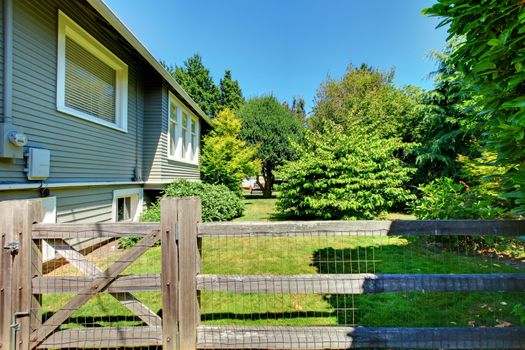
<box><xmin>0</xmin><ymin>0</ymin><xmax>211</xmax><ymax>237</ymax></box>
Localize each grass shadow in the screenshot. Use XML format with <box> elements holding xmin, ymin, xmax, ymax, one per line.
<box><xmin>311</xmin><ymin>238</ymin><xmax>525</xmax><ymax>328</ymax></box>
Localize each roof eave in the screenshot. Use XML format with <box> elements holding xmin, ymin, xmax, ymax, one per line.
<box><xmin>85</xmin><ymin>0</ymin><xmax>212</xmax><ymax>126</ymax></box>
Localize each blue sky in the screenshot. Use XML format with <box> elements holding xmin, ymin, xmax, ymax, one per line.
<box><xmin>105</xmin><ymin>0</ymin><xmax>448</xmax><ymax>113</ymax></box>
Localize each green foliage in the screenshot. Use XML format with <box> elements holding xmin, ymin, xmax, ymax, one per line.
<box><xmin>163</xmin><ymin>55</ymin><xmax>244</xmax><ymax>118</ymax></box>
<box><xmin>171</xmin><ymin>54</ymin><xmax>221</xmax><ymax>118</ymax></box>
<box><xmin>141</xmin><ymin>180</ymin><xmax>244</xmax><ymax>222</ymax></box>
<box><xmin>310</xmin><ymin>64</ymin><xmax>424</xmax><ymax>143</ymax></box>
<box><xmin>424</xmin><ymin>1</ymin><xmax>525</xmax><ymax>214</ymax></box>
<box><xmin>119</xmin><ymin>181</ymin><xmax>244</xmax><ymax>248</ymax></box>
<box><xmin>413</xmin><ymin>178</ymin><xmax>504</xmax><ymax>220</ymax></box>
<box><xmin>219</xmin><ymin>70</ymin><xmax>244</xmax><ymax>111</ymax></box>
<box><xmin>239</xmin><ymin>96</ymin><xmax>304</xmax><ymax>197</ymax></box>
<box><xmin>414</xmin><ymin>152</ymin><xmax>510</xmax><ymax>220</ymax></box>
<box><xmin>276</xmin><ymin>124</ymin><xmax>416</xmax><ymax>220</ymax></box>
<box><xmin>414</xmin><ymin>44</ymin><xmax>482</xmax><ymax>183</ymax></box>
<box><xmin>200</xmin><ymin>109</ymin><xmax>260</xmax><ymax>192</ymax></box>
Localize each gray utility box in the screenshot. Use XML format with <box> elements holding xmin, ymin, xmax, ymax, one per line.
<box><xmin>26</xmin><ymin>148</ymin><xmax>50</xmax><ymax>180</ymax></box>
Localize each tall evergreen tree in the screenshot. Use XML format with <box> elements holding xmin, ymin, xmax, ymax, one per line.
<box><xmin>219</xmin><ymin>70</ymin><xmax>244</xmax><ymax>111</ymax></box>
<box><xmin>172</xmin><ymin>54</ymin><xmax>221</xmax><ymax>118</ymax></box>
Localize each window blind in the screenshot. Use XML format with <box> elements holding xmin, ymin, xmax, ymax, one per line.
<box><xmin>65</xmin><ymin>37</ymin><xmax>117</xmax><ymax>123</ymax></box>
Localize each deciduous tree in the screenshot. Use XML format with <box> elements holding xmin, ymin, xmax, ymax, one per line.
<box><xmin>239</xmin><ymin>96</ymin><xmax>303</xmax><ymax>197</ymax></box>
<box><xmin>200</xmin><ymin>109</ymin><xmax>260</xmax><ymax>193</ymax></box>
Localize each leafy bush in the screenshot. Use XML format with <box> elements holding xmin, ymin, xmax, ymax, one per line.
<box><xmin>412</xmin><ymin>177</ymin><xmax>518</xmax><ymax>255</ymax></box>
<box><xmin>118</xmin><ymin>180</ymin><xmax>244</xmax><ymax>248</ymax></box>
<box><xmin>413</xmin><ymin>177</ymin><xmax>504</xmax><ymax>220</ymax></box>
<box><xmin>424</xmin><ymin>1</ymin><xmax>525</xmax><ymax>214</ymax></box>
<box><xmin>144</xmin><ymin>180</ymin><xmax>244</xmax><ymax>222</ymax></box>
<box><xmin>276</xmin><ymin>125</ymin><xmax>416</xmax><ymax>220</ymax></box>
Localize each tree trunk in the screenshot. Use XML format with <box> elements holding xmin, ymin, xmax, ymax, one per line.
<box><xmin>260</xmin><ymin>164</ymin><xmax>274</xmax><ymax>198</ymax></box>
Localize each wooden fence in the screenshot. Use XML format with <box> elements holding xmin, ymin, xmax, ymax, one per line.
<box><xmin>0</xmin><ymin>197</ymin><xmax>524</xmax><ymax>349</ymax></box>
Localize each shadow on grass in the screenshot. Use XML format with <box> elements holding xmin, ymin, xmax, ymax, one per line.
<box><xmin>201</xmin><ymin>311</ymin><xmax>335</xmax><ymax>321</ymax></box>
<box><xmin>311</xmin><ymin>240</ymin><xmax>525</xmax><ymax>328</ymax></box>
<box><xmin>42</xmin><ymin>312</ymin><xmax>147</xmax><ymax>328</ymax></box>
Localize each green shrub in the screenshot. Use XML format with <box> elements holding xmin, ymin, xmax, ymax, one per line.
<box><xmin>118</xmin><ymin>180</ymin><xmax>244</xmax><ymax>248</ymax></box>
<box><xmin>412</xmin><ymin>177</ymin><xmax>504</xmax><ymax>220</ymax></box>
<box><xmin>412</xmin><ymin>177</ymin><xmax>511</xmax><ymax>253</ymax></box>
<box><xmin>276</xmin><ymin>125</ymin><xmax>416</xmax><ymax>220</ymax></box>
<box><xmin>141</xmin><ymin>180</ymin><xmax>244</xmax><ymax>222</ymax></box>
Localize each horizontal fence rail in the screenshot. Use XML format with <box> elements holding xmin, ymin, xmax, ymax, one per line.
<box><xmin>32</xmin><ymin>274</ymin><xmax>161</xmax><ymax>294</ymax></box>
<box><xmin>197</xmin><ymin>326</ymin><xmax>525</xmax><ymax>349</ymax></box>
<box><xmin>38</xmin><ymin>326</ymin><xmax>162</xmax><ymax>348</ymax></box>
<box><xmin>32</xmin><ymin>222</ymin><xmax>161</xmax><ymax>239</ymax></box>
<box><xmin>198</xmin><ymin>220</ymin><xmax>525</xmax><ymax>237</ymax></box>
<box><xmin>197</xmin><ymin>273</ymin><xmax>525</xmax><ymax>294</ymax></box>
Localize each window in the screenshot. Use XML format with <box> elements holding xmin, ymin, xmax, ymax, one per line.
<box><xmin>168</xmin><ymin>92</ymin><xmax>200</xmax><ymax>163</ymax></box>
<box><xmin>112</xmin><ymin>189</ymin><xmax>143</xmax><ymax>222</ymax></box>
<box><xmin>57</xmin><ymin>11</ymin><xmax>128</xmax><ymax>132</ymax></box>
<box><xmin>169</xmin><ymin>102</ymin><xmax>178</xmax><ymax>158</ymax></box>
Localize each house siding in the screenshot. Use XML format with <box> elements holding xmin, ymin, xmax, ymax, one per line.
<box><xmin>0</xmin><ymin>0</ymin><xmax>206</xmax><ymax>225</ymax></box>
<box><xmin>0</xmin><ymin>184</ymin><xmax>141</xmax><ymax>223</ymax></box>
<box><xmin>0</xmin><ymin>0</ymin><xmax>143</xmax><ymax>184</ymax></box>
<box><xmin>143</xmin><ymin>78</ymin><xmax>163</xmax><ymax>183</ymax></box>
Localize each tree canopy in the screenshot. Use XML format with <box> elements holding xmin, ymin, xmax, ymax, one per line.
<box><xmin>309</xmin><ymin>64</ymin><xmax>423</xmax><ymax>143</ymax></box>
<box><xmin>238</xmin><ymin>96</ymin><xmax>304</xmax><ymax>197</ymax></box>
<box><xmin>424</xmin><ymin>1</ymin><xmax>525</xmax><ymax>214</ymax></box>
<box><xmin>220</xmin><ymin>70</ymin><xmax>244</xmax><ymax>111</ymax></box>
<box><xmin>200</xmin><ymin>109</ymin><xmax>260</xmax><ymax>193</ymax></box>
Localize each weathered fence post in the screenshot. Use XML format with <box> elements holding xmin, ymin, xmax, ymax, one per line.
<box><xmin>178</xmin><ymin>197</ymin><xmax>201</xmax><ymax>350</ymax></box>
<box><xmin>161</xmin><ymin>198</ymin><xmax>180</xmax><ymax>350</ymax></box>
<box><xmin>0</xmin><ymin>200</ymin><xmax>43</xmax><ymax>350</ymax></box>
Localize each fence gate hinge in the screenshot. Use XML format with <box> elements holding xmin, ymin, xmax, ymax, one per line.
<box><xmin>4</xmin><ymin>241</ymin><xmax>20</xmax><ymax>255</ymax></box>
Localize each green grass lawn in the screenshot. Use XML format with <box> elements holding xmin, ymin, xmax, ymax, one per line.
<box><xmin>43</xmin><ymin>197</ymin><xmax>525</xmax><ymax>330</ymax></box>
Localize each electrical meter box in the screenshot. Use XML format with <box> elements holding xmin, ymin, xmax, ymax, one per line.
<box><xmin>0</xmin><ymin>123</ymin><xmax>26</xmax><ymax>159</ymax></box>
<box><xmin>26</xmin><ymin>148</ymin><xmax>50</xmax><ymax>180</ymax></box>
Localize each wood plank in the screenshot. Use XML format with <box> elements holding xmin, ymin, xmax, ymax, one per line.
<box><xmin>25</xmin><ymin>201</ymin><xmax>44</xmax><ymax>344</ymax></box>
<box><xmin>197</xmin><ymin>273</ymin><xmax>525</xmax><ymax>294</ymax></box>
<box><xmin>32</xmin><ymin>222</ymin><xmax>160</xmax><ymax>239</ymax></box>
<box><xmin>198</xmin><ymin>220</ymin><xmax>525</xmax><ymax>237</ymax></box>
<box><xmin>197</xmin><ymin>326</ymin><xmax>525</xmax><ymax>349</ymax></box>
<box><xmin>29</xmin><ymin>229</ymin><xmax>160</xmax><ymax>348</ymax></box>
<box><xmin>0</xmin><ymin>201</ymin><xmax>14</xmax><ymax>350</ymax></box>
<box><xmin>160</xmin><ymin>198</ymin><xmax>179</xmax><ymax>350</ymax></box>
<box><xmin>37</xmin><ymin>326</ymin><xmax>162</xmax><ymax>348</ymax></box>
<box><xmin>178</xmin><ymin>198</ymin><xmax>201</xmax><ymax>350</ymax></box>
<box><xmin>33</xmin><ymin>274</ymin><xmax>161</xmax><ymax>293</ymax></box>
<box><xmin>46</xmin><ymin>239</ymin><xmax>162</xmax><ymax>328</ymax></box>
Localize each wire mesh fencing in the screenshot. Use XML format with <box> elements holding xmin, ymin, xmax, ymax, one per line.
<box><xmin>198</xmin><ymin>223</ymin><xmax>525</xmax><ymax>349</ymax></box>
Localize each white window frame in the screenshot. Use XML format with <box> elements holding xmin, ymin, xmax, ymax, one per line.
<box><xmin>167</xmin><ymin>92</ymin><xmax>200</xmax><ymax>164</ymax></box>
<box><xmin>56</xmin><ymin>10</ymin><xmax>128</xmax><ymax>132</ymax></box>
<box><xmin>112</xmin><ymin>188</ymin><xmax>143</xmax><ymax>222</ymax></box>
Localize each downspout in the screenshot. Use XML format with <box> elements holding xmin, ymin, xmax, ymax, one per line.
<box><xmin>0</xmin><ymin>0</ymin><xmax>27</xmax><ymax>159</ymax></box>
<box><xmin>3</xmin><ymin>0</ymin><xmax>12</xmax><ymax>124</ymax></box>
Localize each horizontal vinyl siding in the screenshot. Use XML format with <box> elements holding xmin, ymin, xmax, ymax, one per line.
<box><xmin>142</xmin><ymin>78</ymin><xmax>163</xmax><ymax>183</ymax></box>
<box><xmin>0</xmin><ymin>0</ymin><xmax>4</xmax><ymax>117</ymax></box>
<box><xmin>1</xmin><ymin>0</ymin><xmax>145</xmax><ymax>184</ymax></box>
<box><xmin>0</xmin><ymin>184</ymin><xmax>141</xmax><ymax>223</ymax></box>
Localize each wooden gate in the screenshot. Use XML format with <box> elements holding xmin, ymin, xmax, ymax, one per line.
<box><xmin>0</xmin><ymin>197</ymin><xmax>197</xmax><ymax>350</ymax></box>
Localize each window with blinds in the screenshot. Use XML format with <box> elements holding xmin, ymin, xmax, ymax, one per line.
<box><xmin>65</xmin><ymin>37</ymin><xmax>117</xmax><ymax>123</ymax></box>
<box><xmin>57</xmin><ymin>11</ymin><xmax>128</xmax><ymax>131</ymax></box>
